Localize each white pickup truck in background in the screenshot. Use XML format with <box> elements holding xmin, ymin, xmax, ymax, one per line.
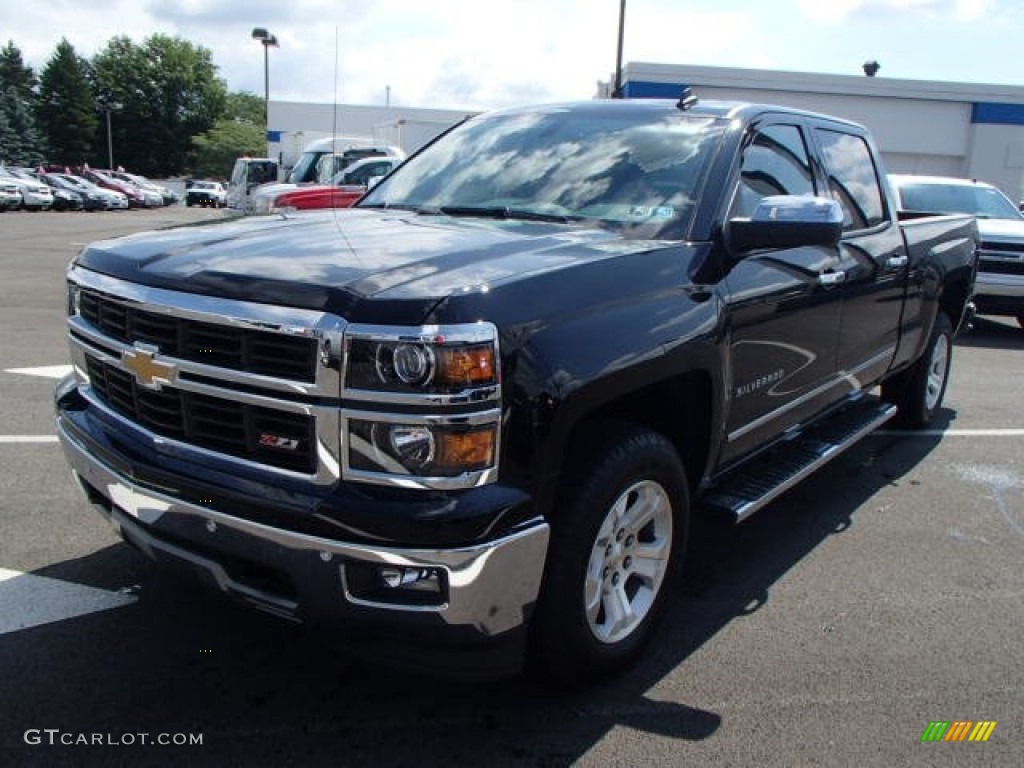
<box><xmin>890</xmin><ymin>174</ymin><xmax>1024</xmax><ymax>330</ymax></box>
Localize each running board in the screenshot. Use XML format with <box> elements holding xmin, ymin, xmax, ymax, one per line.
<box><xmin>703</xmin><ymin>399</ymin><xmax>898</xmax><ymax>523</ymax></box>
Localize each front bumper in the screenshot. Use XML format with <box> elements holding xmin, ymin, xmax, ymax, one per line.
<box><xmin>187</xmin><ymin>194</ymin><xmax>224</xmax><ymax>206</ymax></box>
<box><xmin>57</xmin><ymin>413</ymin><xmax>550</xmax><ymax>674</ymax></box>
<box><xmin>974</xmin><ymin>271</ymin><xmax>1024</xmax><ymax>316</ymax></box>
<box><xmin>20</xmin><ymin>190</ymin><xmax>53</xmax><ymax>208</ymax></box>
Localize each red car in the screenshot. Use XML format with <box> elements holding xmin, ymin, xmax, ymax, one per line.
<box><xmin>260</xmin><ymin>157</ymin><xmax>400</xmax><ymax>213</ymax></box>
<box><xmin>270</xmin><ymin>184</ymin><xmax>365</xmax><ymax>211</ymax></box>
<box><xmin>75</xmin><ymin>168</ymin><xmax>148</xmax><ymax>208</ymax></box>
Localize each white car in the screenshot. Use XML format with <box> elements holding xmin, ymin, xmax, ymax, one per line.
<box><xmin>0</xmin><ymin>169</ymin><xmax>53</xmax><ymax>210</ymax></box>
<box><xmin>186</xmin><ymin>181</ymin><xmax>227</xmax><ymax>208</ymax></box>
<box><xmin>0</xmin><ymin>179</ymin><xmax>21</xmax><ymax>210</ymax></box>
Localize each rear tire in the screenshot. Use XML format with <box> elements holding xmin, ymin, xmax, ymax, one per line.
<box><xmin>883</xmin><ymin>313</ymin><xmax>953</xmax><ymax>428</ymax></box>
<box><xmin>530</xmin><ymin>423</ymin><xmax>689</xmax><ymax>684</ymax></box>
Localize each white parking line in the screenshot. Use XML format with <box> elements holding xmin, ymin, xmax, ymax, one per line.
<box><xmin>0</xmin><ymin>436</ymin><xmax>59</xmax><ymax>443</ymax></box>
<box><xmin>877</xmin><ymin>429</ymin><xmax>1024</xmax><ymax>437</ymax></box>
<box><xmin>0</xmin><ymin>568</ymin><xmax>137</xmax><ymax>635</ymax></box>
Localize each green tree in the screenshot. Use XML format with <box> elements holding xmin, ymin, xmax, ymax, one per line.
<box><xmin>89</xmin><ymin>36</ymin><xmax>149</xmax><ymax>169</ymax></box>
<box><xmin>91</xmin><ymin>34</ymin><xmax>227</xmax><ymax>175</ymax></box>
<box><xmin>224</xmin><ymin>91</ymin><xmax>265</xmax><ymax>125</ymax></box>
<box><xmin>36</xmin><ymin>39</ymin><xmax>97</xmax><ymax>167</ymax></box>
<box><xmin>0</xmin><ymin>85</ymin><xmax>46</xmax><ymax>165</ymax></box>
<box><xmin>190</xmin><ymin>118</ymin><xmax>266</xmax><ymax>179</ymax></box>
<box><xmin>0</xmin><ymin>107</ymin><xmax>19</xmax><ymax>164</ymax></box>
<box><xmin>0</xmin><ymin>41</ymin><xmax>37</xmax><ymax>102</ymax></box>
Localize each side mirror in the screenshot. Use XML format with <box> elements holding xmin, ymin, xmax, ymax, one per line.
<box><xmin>728</xmin><ymin>195</ymin><xmax>843</xmax><ymax>253</ymax></box>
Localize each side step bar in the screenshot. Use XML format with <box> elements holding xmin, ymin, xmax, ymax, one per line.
<box><xmin>703</xmin><ymin>399</ymin><xmax>898</xmax><ymax>522</ymax></box>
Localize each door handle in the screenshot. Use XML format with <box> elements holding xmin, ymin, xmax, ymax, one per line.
<box><xmin>818</xmin><ymin>270</ymin><xmax>846</xmax><ymax>287</ymax></box>
<box><xmin>887</xmin><ymin>254</ymin><xmax>909</xmax><ymax>269</ymax></box>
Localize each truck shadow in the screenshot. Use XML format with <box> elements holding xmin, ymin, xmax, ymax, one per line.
<box><xmin>956</xmin><ymin>316</ymin><xmax>1024</xmax><ymax>350</ymax></box>
<box><xmin>2</xmin><ymin>425</ymin><xmax>945</xmax><ymax>767</ymax></box>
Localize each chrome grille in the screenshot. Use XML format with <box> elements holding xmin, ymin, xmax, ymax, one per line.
<box><xmin>85</xmin><ymin>354</ymin><xmax>316</xmax><ymax>473</ymax></box>
<box><xmin>79</xmin><ymin>289</ymin><xmax>318</xmax><ymax>382</ymax></box>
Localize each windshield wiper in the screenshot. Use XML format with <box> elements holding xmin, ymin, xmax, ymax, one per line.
<box><xmin>417</xmin><ymin>205</ymin><xmax>573</xmax><ymax>224</ymax></box>
<box><xmin>359</xmin><ymin>202</ymin><xmax>420</xmax><ymax>211</ymax></box>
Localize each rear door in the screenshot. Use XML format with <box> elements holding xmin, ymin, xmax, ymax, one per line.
<box><xmin>811</xmin><ymin>125</ymin><xmax>907</xmax><ymax>384</ymax></box>
<box><xmin>721</xmin><ymin>119</ymin><xmax>845</xmax><ymax>463</ymax></box>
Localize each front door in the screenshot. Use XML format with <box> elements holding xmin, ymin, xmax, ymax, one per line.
<box><xmin>721</xmin><ymin>121</ymin><xmax>845</xmax><ymax>464</ymax></box>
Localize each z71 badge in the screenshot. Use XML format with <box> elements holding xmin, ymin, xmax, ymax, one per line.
<box><xmin>258</xmin><ymin>434</ymin><xmax>300</xmax><ymax>451</ymax></box>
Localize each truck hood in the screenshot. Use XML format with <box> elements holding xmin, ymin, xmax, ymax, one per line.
<box><xmin>976</xmin><ymin>217</ymin><xmax>1024</xmax><ymax>241</ymax></box>
<box><xmin>252</xmin><ymin>182</ymin><xmax>299</xmax><ymax>200</ymax></box>
<box><xmin>74</xmin><ymin>208</ymin><xmax>655</xmax><ymax>320</ymax></box>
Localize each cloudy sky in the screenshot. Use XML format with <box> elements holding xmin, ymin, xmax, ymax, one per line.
<box><xmin>4</xmin><ymin>0</ymin><xmax>1022</xmax><ymax>111</ymax></box>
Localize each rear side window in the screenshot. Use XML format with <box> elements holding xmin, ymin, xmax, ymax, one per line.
<box><xmin>730</xmin><ymin>124</ymin><xmax>815</xmax><ymax>218</ymax></box>
<box><xmin>815</xmin><ymin>129</ymin><xmax>885</xmax><ymax>231</ymax></box>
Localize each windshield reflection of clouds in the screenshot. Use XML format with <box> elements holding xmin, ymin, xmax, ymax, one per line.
<box><xmin>363</xmin><ymin>109</ymin><xmax>724</xmax><ymax>240</ymax></box>
<box><xmin>900</xmin><ymin>183</ymin><xmax>1022</xmax><ymax>219</ymax></box>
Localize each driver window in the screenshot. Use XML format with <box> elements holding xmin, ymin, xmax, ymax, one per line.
<box><xmin>731</xmin><ymin>124</ymin><xmax>815</xmax><ymax>218</ymax></box>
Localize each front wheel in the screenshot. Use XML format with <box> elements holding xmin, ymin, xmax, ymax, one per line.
<box><xmin>530</xmin><ymin>423</ymin><xmax>689</xmax><ymax>683</ymax></box>
<box><xmin>883</xmin><ymin>313</ymin><xmax>953</xmax><ymax>428</ymax></box>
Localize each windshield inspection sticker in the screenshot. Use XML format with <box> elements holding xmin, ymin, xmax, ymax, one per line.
<box><xmin>627</xmin><ymin>205</ymin><xmax>675</xmax><ymax>219</ymax></box>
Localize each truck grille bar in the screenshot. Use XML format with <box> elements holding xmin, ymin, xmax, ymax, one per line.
<box><xmin>79</xmin><ymin>288</ymin><xmax>319</xmax><ymax>382</ymax></box>
<box><xmin>84</xmin><ymin>354</ymin><xmax>317</xmax><ymax>474</ymax></box>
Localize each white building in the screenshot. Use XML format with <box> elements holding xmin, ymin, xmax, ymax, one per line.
<box><xmin>266</xmin><ymin>101</ymin><xmax>476</xmax><ymax>171</ymax></box>
<box><xmin>600</xmin><ymin>62</ymin><xmax>1024</xmax><ymax>199</ymax></box>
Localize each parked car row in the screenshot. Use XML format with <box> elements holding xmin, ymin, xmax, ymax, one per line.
<box><xmin>0</xmin><ymin>165</ymin><xmax>181</xmax><ymax>212</ymax></box>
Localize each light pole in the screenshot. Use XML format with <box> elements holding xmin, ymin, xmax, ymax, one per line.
<box><xmin>612</xmin><ymin>0</ymin><xmax>626</xmax><ymax>98</ymax></box>
<box><xmin>251</xmin><ymin>28</ymin><xmax>279</xmax><ymax>126</ymax></box>
<box><xmin>100</xmin><ymin>101</ymin><xmax>122</xmax><ymax>169</ymax></box>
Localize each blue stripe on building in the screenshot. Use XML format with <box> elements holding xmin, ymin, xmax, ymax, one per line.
<box><xmin>971</xmin><ymin>102</ymin><xmax>1024</xmax><ymax>126</ymax></box>
<box><xmin>625</xmin><ymin>81</ymin><xmax>1024</xmax><ymax>129</ymax></box>
<box><xmin>623</xmin><ymin>81</ymin><xmax>689</xmax><ymax>99</ymax></box>
<box><xmin>266</xmin><ymin>130</ymin><xmax>283</xmax><ymax>142</ymax></box>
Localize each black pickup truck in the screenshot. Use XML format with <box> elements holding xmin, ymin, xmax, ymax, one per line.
<box><xmin>55</xmin><ymin>99</ymin><xmax>977</xmax><ymax>681</ymax></box>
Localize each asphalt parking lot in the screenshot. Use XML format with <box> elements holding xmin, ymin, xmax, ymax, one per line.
<box><xmin>0</xmin><ymin>207</ymin><xmax>1021</xmax><ymax>767</ymax></box>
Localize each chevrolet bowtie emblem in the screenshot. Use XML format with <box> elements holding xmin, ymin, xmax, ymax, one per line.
<box><xmin>121</xmin><ymin>346</ymin><xmax>176</xmax><ymax>390</ymax></box>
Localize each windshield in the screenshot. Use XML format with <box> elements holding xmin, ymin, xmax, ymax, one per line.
<box><xmin>288</xmin><ymin>152</ymin><xmax>322</xmax><ymax>184</ymax></box>
<box><xmin>897</xmin><ymin>182</ymin><xmax>1022</xmax><ymax>220</ymax></box>
<box><xmin>359</xmin><ymin>106</ymin><xmax>725</xmax><ymax>239</ymax></box>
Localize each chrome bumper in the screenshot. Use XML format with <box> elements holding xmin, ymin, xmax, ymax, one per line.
<box><xmin>975</xmin><ymin>270</ymin><xmax>1024</xmax><ymax>298</ymax></box>
<box><xmin>58</xmin><ymin>418</ymin><xmax>549</xmax><ymax>640</ymax></box>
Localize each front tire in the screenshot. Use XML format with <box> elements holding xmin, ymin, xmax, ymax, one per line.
<box><xmin>883</xmin><ymin>313</ymin><xmax>953</xmax><ymax>428</ymax></box>
<box><xmin>530</xmin><ymin>423</ymin><xmax>689</xmax><ymax>683</ymax></box>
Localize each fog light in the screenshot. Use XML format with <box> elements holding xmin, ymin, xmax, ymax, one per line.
<box><xmin>344</xmin><ymin>562</ymin><xmax>447</xmax><ymax>608</ymax></box>
<box><xmin>379</xmin><ymin>566</ymin><xmax>442</xmax><ymax>591</ymax></box>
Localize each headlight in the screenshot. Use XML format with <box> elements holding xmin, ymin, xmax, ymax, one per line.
<box><xmin>67</xmin><ymin>282</ymin><xmax>80</xmax><ymax>316</ymax></box>
<box><xmin>342</xmin><ymin>322</ymin><xmax>500</xmax><ymax>488</ymax></box>
<box><xmin>346</xmin><ymin>324</ymin><xmax>498</xmax><ymax>396</ymax></box>
<box><xmin>346</xmin><ymin>413</ymin><xmax>499</xmax><ymax>484</ymax></box>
